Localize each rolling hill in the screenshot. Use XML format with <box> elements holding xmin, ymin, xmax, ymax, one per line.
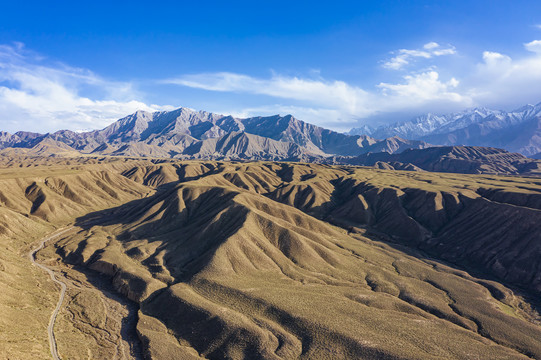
<box><xmin>1</xmin><ymin>156</ymin><xmax>541</xmax><ymax>359</ymax></box>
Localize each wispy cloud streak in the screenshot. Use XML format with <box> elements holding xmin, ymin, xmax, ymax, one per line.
<box><xmin>383</xmin><ymin>42</ymin><xmax>456</xmax><ymax>70</ymax></box>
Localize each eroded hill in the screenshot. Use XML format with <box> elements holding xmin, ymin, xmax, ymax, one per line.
<box><xmin>1</xmin><ymin>157</ymin><xmax>541</xmax><ymax>359</ymax></box>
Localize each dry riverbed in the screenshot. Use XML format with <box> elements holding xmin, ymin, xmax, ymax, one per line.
<box><xmin>32</xmin><ymin>227</ymin><xmax>143</xmax><ymax>360</ymax></box>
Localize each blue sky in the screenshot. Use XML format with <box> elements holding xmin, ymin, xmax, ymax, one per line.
<box><xmin>1</xmin><ymin>0</ymin><xmax>541</xmax><ymax>133</ymax></box>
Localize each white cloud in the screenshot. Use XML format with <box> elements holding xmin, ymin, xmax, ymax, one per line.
<box><xmin>378</xmin><ymin>71</ymin><xmax>465</xmax><ymax>105</ymax></box>
<box><xmin>383</xmin><ymin>42</ymin><xmax>456</xmax><ymax>70</ymax></box>
<box><xmin>482</xmin><ymin>51</ymin><xmax>512</xmax><ymax>64</ymax></box>
<box><xmin>465</xmin><ymin>44</ymin><xmax>541</xmax><ymax>106</ymax></box>
<box><xmin>0</xmin><ymin>43</ymin><xmax>170</xmax><ymax>133</ymax></box>
<box><xmin>165</xmin><ymin>70</ymin><xmax>472</xmax><ymax>128</ymax></box>
<box><xmin>525</xmin><ymin>40</ymin><xmax>541</xmax><ymax>54</ymax></box>
<box><xmin>165</xmin><ymin>72</ymin><xmax>376</xmax><ymax>116</ymax></box>
<box><xmin>423</xmin><ymin>42</ymin><xmax>439</xmax><ymax>50</ymax></box>
<box><xmin>3</xmin><ymin>39</ymin><xmax>541</xmax><ymax>134</ymax></box>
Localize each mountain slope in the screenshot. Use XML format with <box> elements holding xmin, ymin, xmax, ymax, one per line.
<box><xmin>0</xmin><ymin>138</ymin><xmax>83</xmax><ymax>158</ymax></box>
<box><xmin>180</xmin><ymin>131</ymin><xmax>322</xmax><ymax>160</ymax></box>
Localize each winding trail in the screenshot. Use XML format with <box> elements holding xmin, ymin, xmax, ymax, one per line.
<box><xmin>28</xmin><ymin>227</ymin><xmax>73</xmax><ymax>360</ymax></box>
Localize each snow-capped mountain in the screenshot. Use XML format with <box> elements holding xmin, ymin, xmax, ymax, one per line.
<box><xmin>348</xmin><ymin>102</ymin><xmax>541</xmax><ymax>156</ymax></box>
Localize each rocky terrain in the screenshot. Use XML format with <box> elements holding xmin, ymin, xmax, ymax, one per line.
<box><xmin>1</xmin><ymin>156</ymin><xmax>541</xmax><ymax>359</ymax></box>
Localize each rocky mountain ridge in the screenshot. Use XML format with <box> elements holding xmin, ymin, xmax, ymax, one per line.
<box><xmin>0</xmin><ymin>108</ymin><xmax>431</xmax><ymax>160</ymax></box>
<box><xmin>336</xmin><ymin>146</ymin><xmax>541</xmax><ymax>176</ymax></box>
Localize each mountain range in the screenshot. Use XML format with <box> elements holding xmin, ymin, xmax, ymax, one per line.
<box><xmin>0</xmin><ymin>108</ymin><xmax>432</xmax><ymax>160</ymax></box>
<box><xmin>348</xmin><ymin>102</ymin><xmax>541</xmax><ymax>157</ymax></box>
<box><xmin>2</xmin><ymin>105</ymin><xmax>541</xmax><ymax>176</ymax></box>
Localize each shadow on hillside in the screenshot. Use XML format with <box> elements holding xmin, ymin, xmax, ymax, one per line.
<box><xmin>73</xmin><ymin>181</ymin><xmax>248</xmax><ymax>283</ymax></box>
<box><xmin>266</xmin><ymin>175</ymin><xmax>541</xmax><ymax>321</ymax></box>
<box><xmin>74</xmin><ymin>182</ymin><xmax>178</xmax><ymax>228</ymax></box>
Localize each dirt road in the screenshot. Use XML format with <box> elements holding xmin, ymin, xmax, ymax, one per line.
<box><xmin>29</xmin><ymin>228</ymin><xmax>72</xmax><ymax>360</ymax></box>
